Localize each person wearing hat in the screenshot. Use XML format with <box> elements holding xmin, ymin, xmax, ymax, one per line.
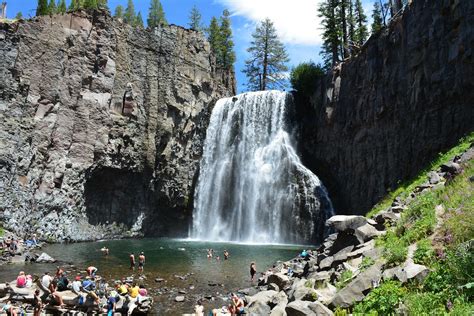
<box><xmin>71</xmin><ymin>276</ymin><xmax>82</xmax><ymax>295</ymax></box>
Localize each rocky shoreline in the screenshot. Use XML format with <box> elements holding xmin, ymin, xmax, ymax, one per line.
<box><xmin>230</xmin><ymin>146</ymin><xmax>473</xmax><ymax>315</ymax></box>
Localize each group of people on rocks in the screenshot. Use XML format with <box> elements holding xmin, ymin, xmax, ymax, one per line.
<box><xmin>4</xmin><ymin>264</ymin><xmax>151</xmax><ymax>316</ymax></box>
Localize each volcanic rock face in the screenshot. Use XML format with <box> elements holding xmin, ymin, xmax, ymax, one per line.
<box><xmin>296</xmin><ymin>0</ymin><xmax>474</xmax><ymax>215</ymax></box>
<box><xmin>0</xmin><ymin>11</ymin><xmax>235</xmax><ymax>241</ymax></box>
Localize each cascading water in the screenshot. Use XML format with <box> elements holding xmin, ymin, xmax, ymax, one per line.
<box><xmin>191</xmin><ymin>90</ymin><xmax>334</xmax><ymax>244</ymax></box>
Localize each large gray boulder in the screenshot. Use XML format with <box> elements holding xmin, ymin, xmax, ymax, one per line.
<box><xmin>267</xmin><ymin>273</ymin><xmax>291</xmax><ymax>289</ymax></box>
<box><xmin>330</xmin><ymin>263</ymin><xmax>383</xmax><ymax>308</ymax></box>
<box><xmin>270</xmin><ymin>306</ymin><xmax>287</xmax><ymax>316</ymax></box>
<box><xmin>326</xmin><ymin>215</ymin><xmax>367</xmax><ymax>232</ymax></box>
<box><xmin>36</xmin><ymin>252</ymin><xmax>56</xmax><ymax>263</ymax></box>
<box><xmin>286</xmin><ymin>300</ymin><xmax>334</xmax><ymax>316</ymax></box>
<box><xmin>354</xmin><ymin>223</ymin><xmax>385</xmax><ymax>243</ymax></box>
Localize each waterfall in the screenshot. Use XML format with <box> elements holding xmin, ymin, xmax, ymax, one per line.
<box><xmin>191</xmin><ymin>91</ymin><xmax>334</xmax><ymax>244</ymax></box>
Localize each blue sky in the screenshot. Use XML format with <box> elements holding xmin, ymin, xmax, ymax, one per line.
<box><xmin>6</xmin><ymin>0</ymin><xmax>374</xmax><ymax>93</ymax></box>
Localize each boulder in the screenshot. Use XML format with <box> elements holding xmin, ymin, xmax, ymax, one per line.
<box><xmin>330</xmin><ymin>263</ymin><xmax>382</xmax><ymax>308</ymax></box>
<box><xmin>333</xmin><ymin>245</ymin><xmax>354</xmax><ymax>263</ymax></box>
<box><xmin>36</xmin><ymin>252</ymin><xmax>56</xmax><ymax>263</ymax></box>
<box><xmin>268</xmin><ymin>283</ymin><xmax>280</xmax><ymax>292</ymax></box>
<box><xmin>289</xmin><ymin>279</ymin><xmax>315</xmax><ymax>301</ymax></box>
<box><xmin>175</xmin><ymin>296</ymin><xmax>185</xmax><ymax>302</ymax></box>
<box><xmin>326</xmin><ymin>215</ymin><xmax>367</xmax><ymax>232</ymax></box>
<box><xmin>441</xmin><ymin>162</ymin><xmax>461</xmax><ymax>174</ymax></box>
<box><xmin>286</xmin><ymin>300</ymin><xmax>333</xmax><ymax>316</ymax></box>
<box><xmin>270</xmin><ymin>306</ymin><xmax>287</xmax><ymax>316</ymax></box>
<box><xmin>247</xmin><ymin>301</ymin><xmax>272</xmax><ymax>315</ymax></box>
<box><xmin>272</xmin><ymin>291</ymin><xmax>288</xmax><ymax>308</ymax></box>
<box><xmin>428</xmin><ymin>171</ymin><xmax>441</xmax><ymax>184</ymax></box>
<box><xmin>314</xmin><ymin>283</ymin><xmax>337</xmax><ymax>305</ymax></box>
<box><xmin>246</xmin><ymin>290</ymin><xmax>278</xmax><ymax>307</ymax></box>
<box><xmin>374</xmin><ymin>211</ymin><xmax>400</xmax><ymax>225</ymax></box>
<box><xmin>308</xmin><ymin>301</ymin><xmax>334</xmax><ymax>316</ymax></box>
<box><xmin>319</xmin><ymin>256</ymin><xmax>334</xmax><ymax>270</ymax></box>
<box><xmin>397</xmin><ymin>262</ymin><xmax>430</xmax><ymax>283</ymax></box>
<box><xmin>355</xmin><ymin>223</ymin><xmax>385</xmax><ymax>243</ymax></box>
<box><xmin>267</xmin><ymin>273</ymin><xmax>290</xmax><ymax>289</ymax></box>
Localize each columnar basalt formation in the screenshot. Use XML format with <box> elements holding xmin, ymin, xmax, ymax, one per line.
<box><xmin>296</xmin><ymin>0</ymin><xmax>474</xmax><ymax>215</ymax></box>
<box><xmin>0</xmin><ymin>11</ymin><xmax>235</xmax><ymax>241</ymax></box>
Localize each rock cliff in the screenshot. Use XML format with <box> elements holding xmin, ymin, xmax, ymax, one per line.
<box><xmin>0</xmin><ymin>10</ymin><xmax>235</xmax><ymax>241</ymax></box>
<box><xmin>296</xmin><ymin>0</ymin><xmax>474</xmax><ymax>215</ymax></box>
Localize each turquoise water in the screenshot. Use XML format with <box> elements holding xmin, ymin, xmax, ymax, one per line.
<box><xmin>0</xmin><ymin>238</ymin><xmax>304</xmax><ymax>314</ymax></box>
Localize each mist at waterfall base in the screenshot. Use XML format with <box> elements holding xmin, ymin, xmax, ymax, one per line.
<box><xmin>192</xmin><ymin>91</ymin><xmax>334</xmax><ymax>245</ymax></box>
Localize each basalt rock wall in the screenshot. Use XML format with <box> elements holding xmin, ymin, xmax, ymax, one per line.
<box><xmin>0</xmin><ymin>11</ymin><xmax>235</xmax><ymax>241</ymax></box>
<box><xmin>297</xmin><ymin>0</ymin><xmax>474</xmax><ymax>215</ymax></box>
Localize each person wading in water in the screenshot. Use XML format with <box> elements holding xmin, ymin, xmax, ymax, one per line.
<box><xmin>138</xmin><ymin>252</ymin><xmax>145</xmax><ymax>272</ymax></box>
<box><xmin>250</xmin><ymin>262</ymin><xmax>257</xmax><ymax>282</ymax></box>
<box><xmin>129</xmin><ymin>253</ymin><xmax>136</xmax><ymax>270</ymax></box>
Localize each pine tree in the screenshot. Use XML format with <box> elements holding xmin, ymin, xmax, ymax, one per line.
<box><xmin>37</xmin><ymin>0</ymin><xmax>49</xmax><ymax>16</ymax></box>
<box><xmin>48</xmin><ymin>0</ymin><xmax>57</xmax><ymax>14</ymax></box>
<box><xmin>207</xmin><ymin>17</ymin><xmax>221</xmax><ymax>60</ymax></box>
<box><xmin>339</xmin><ymin>0</ymin><xmax>349</xmax><ymax>59</ymax></box>
<box><xmin>83</xmin><ymin>0</ymin><xmax>97</xmax><ymax>10</ymax></box>
<box><xmin>188</xmin><ymin>5</ymin><xmax>203</xmax><ymax>31</ymax></box>
<box><xmin>371</xmin><ymin>1</ymin><xmax>383</xmax><ymax>33</ymax></box>
<box><xmin>135</xmin><ymin>11</ymin><xmax>144</xmax><ymax>27</ymax></box>
<box><xmin>15</xmin><ymin>12</ymin><xmax>23</xmax><ymax>19</ymax></box>
<box><xmin>218</xmin><ymin>9</ymin><xmax>235</xmax><ymax>70</ymax></box>
<box><xmin>97</xmin><ymin>0</ymin><xmax>108</xmax><ymax>10</ymax></box>
<box><xmin>354</xmin><ymin>0</ymin><xmax>368</xmax><ymax>45</ymax></box>
<box><xmin>114</xmin><ymin>5</ymin><xmax>124</xmax><ymax>18</ymax></box>
<box><xmin>57</xmin><ymin>0</ymin><xmax>67</xmax><ymax>13</ymax></box>
<box><xmin>243</xmin><ymin>18</ymin><xmax>289</xmax><ymax>91</ymax></box>
<box><xmin>318</xmin><ymin>0</ymin><xmax>342</xmax><ymax>68</ymax></box>
<box><xmin>347</xmin><ymin>0</ymin><xmax>356</xmax><ymax>48</ymax></box>
<box><xmin>147</xmin><ymin>0</ymin><xmax>167</xmax><ymax>28</ymax></box>
<box><xmin>124</xmin><ymin>0</ymin><xmax>135</xmax><ymax>25</ymax></box>
<box><xmin>68</xmin><ymin>0</ymin><xmax>81</xmax><ymax>11</ymax></box>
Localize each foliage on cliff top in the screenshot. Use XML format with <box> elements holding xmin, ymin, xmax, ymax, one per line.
<box><xmin>367</xmin><ymin>131</ymin><xmax>474</xmax><ymax>218</ymax></box>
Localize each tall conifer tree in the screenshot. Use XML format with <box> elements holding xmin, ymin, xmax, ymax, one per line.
<box><xmin>371</xmin><ymin>2</ymin><xmax>383</xmax><ymax>33</ymax></box>
<box><xmin>135</xmin><ymin>11</ymin><xmax>144</xmax><ymax>27</ymax></box>
<box><xmin>37</xmin><ymin>0</ymin><xmax>49</xmax><ymax>16</ymax></box>
<box><xmin>48</xmin><ymin>0</ymin><xmax>57</xmax><ymax>14</ymax></box>
<box><xmin>83</xmin><ymin>0</ymin><xmax>97</xmax><ymax>10</ymax></box>
<box><xmin>147</xmin><ymin>0</ymin><xmax>167</xmax><ymax>28</ymax></box>
<box><xmin>207</xmin><ymin>17</ymin><xmax>221</xmax><ymax>61</ymax></box>
<box><xmin>114</xmin><ymin>5</ymin><xmax>124</xmax><ymax>18</ymax></box>
<box><xmin>354</xmin><ymin>0</ymin><xmax>368</xmax><ymax>45</ymax></box>
<box><xmin>218</xmin><ymin>9</ymin><xmax>235</xmax><ymax>70</ymax></box>
<box><xmin>188</xmin><ymin>5</ymin><xmax>203</xmax><ymax>31</ymax></box>
<box><xmin>347</xmin><ymin>0</ymin><xmax>356</xmax><ymax>48</ymax></box>
<box><xmin>243</xmin><ymin>18</ymin><xmax>289</xmax><ymax>91</ymax></box>
<box><xmin>124</xmin><ymin>0</ymin><xmax>135</xmax><ymax>25</ymax></box>
<box><xmin>319</xmin><ymin>0</ymin><xmax>342</xmax><ymax>68</ymax></box>
<box><xmin>57</xmin><ymin>0</ymin><xmax>67</xmax><ymax>13</ymax></box>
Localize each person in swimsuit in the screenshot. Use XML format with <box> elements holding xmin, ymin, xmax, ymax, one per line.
<box><xmin>2</xmin><ymin>301</ymin><xmax>18</xmax><ymax>316</ymax></box>
<box><xmin>129</xmin><ymin>253</ymin><xmax>136</xmax><ymax>270</ymax></box>
<box><xmin>33</xmin><ymin>289</ymin><xmax>42</xmax><ymax>316</ymax></box>
<box><xmin>16</xmin><ymin>271</ymin><xmax>26</xmax><ymax>288</ymax></box>
<box><xmin>86</xmin><ymin>266</ymin><xmax>98</xmax><ymax>277</ymax></box>
<box><xmin>223</xmin><ymin>250</ymin><xmax>229</xmax><ymax>260</ymax></box>
<box><xmin>250</xmin><ymin>262</ymin><xmax>257</xmax><ymax>282</ymax></box>
<box><xmin>138</xmin><ymin>252</ymin><xmax>145</xmax><ymax>272</ymax></box>
<box><xmin>228</xmin><ymin>293</ymin><xmax>245</xmax><ymax>315</ymax></box>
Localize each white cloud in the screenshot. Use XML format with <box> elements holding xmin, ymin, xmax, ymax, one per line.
<box><xmin>216</xmin><ymin>0</ymin><xmax>324</xmax><ymax>46</ymax></box>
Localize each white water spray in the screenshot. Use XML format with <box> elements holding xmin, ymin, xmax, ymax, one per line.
<box><xmin>191</xmin><ymin>91</ymin><xmax>334</xmax><ymax>244</ymax></box>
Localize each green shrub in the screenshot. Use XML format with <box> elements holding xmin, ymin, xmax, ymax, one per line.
<box><xmin>377</xmin><ymin>230</ymin><xmax>408</xmax><ymax>267</ymax></box>
<box><xmin>0</xmin><ymin>226</ymin><xmax>4</xmax><ymax>237</ymax></box>
<box><xmin>335</xmin><ymin>269</ymin><xmax>353</xmax><ymax>290</ymax></box>
<box><xmin>404</xmin><ymin>292</ymin><xmax>446</xmax><ymax>315</ymax></box>
<box><xmin>359</xmin><ymin>256</ymin><xmax>375</xmax><ymax>271</ymax></box>
<box><xmin>353</xmin><ymin>281</ymin><xmax>406</xmax><ymax>315</ymax></box>
<box><xmin>334</xmin><ymin>307</ymin><xmax>349</xmax><ymax>316</ymax></box>
<box><xmin>413</xmin><ymin>239</ymin><xmax>435</xmax><ymax>265</ymax></box>
<box><xmin>290</xmin><ymin>62</ymin><xmax>324</xmax><ymax>99</ymax></box>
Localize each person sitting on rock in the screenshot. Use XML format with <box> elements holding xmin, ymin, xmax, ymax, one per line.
<box><xmin>41</xmin><ymin>272</ymin><xmax>53</xmax><ymax>290</ymax></box>
<box><xmin>228</xmin><ymin>293</ymin><xmax>245</xmax><ymax>315</ymax></box>
<box><xmin>16</xmin><ymin>271</ymin><xmax>27</xmax><ymax>288</ymax></box>
<box><xmin>82</xmin><ymin>277</ymin><xmax>99</xmax><ymax>304</ymax></box>
<box><xmin>71</xmin><ymin>276</ymin><xmax>82</xmax><ymax>295</ymax></box>
<box><xmin>2</xmin><ymin>301</ymin><xmax>18</xmax><ymax>316</ymax></box>
<box><xmin>49</xmin><ymin>281</ymin><xmax>65</xmax><ymax>307</ymax></box>
<box><xmin>57</xmin><ymin>274</ymin><xmax>69</xmax><ymax>291</ymax></box>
